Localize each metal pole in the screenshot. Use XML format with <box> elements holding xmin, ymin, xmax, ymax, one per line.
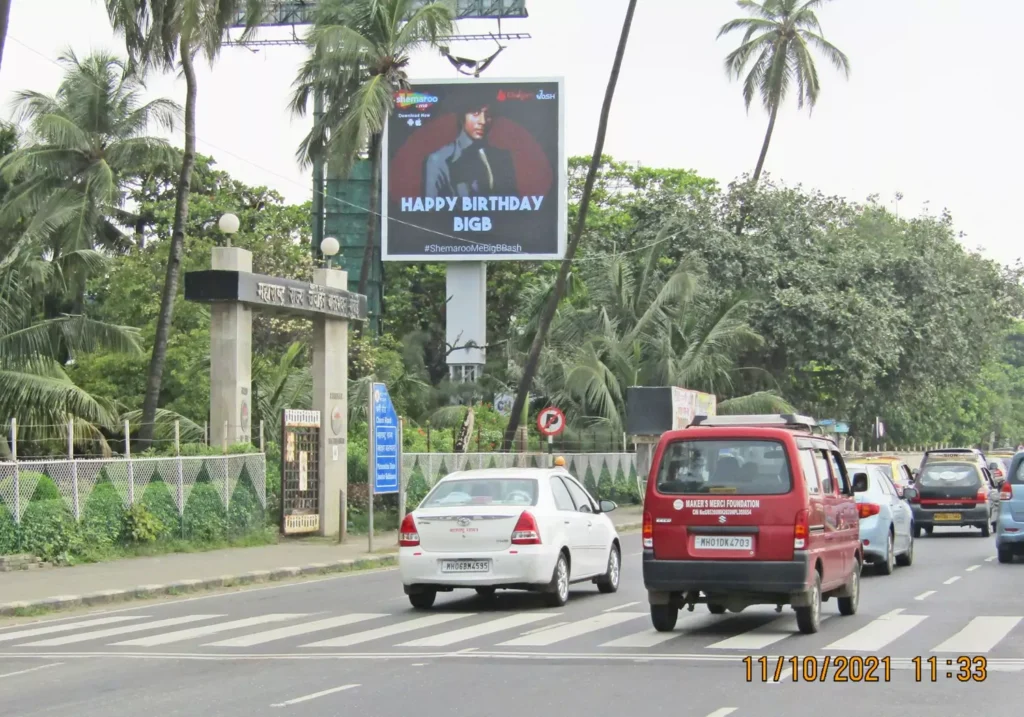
<box><xmin>124</xmin><ymin>419</ymin><xmax>134</xmax><ymax>505</ymax></box>
<box><xmin>174</xmin><ymin>421</ymin><xmax>180</xmax><ymax>455</ymax></box>
<box><xmin>259</xmin><ymin>420</ymin><xmax>264</xmax><ymax>453</ymax></box>
<box><xmin>368</xmin><ymin>388</ymin><xmax>375</xmax><ymax>554</ymax></box>
<box><xmin>222</xmin><ymin>420</ymin><xmax>229</xmax><ymax>508</ymax></box>
<box><xmin>204</xmin><ymin>421</ymin><xmax>209</xmax><ymax>446</ymax></box>
<box><xmin>397</xmin><ymin>416</ymin><xmax>406</xmax><ymax>546</ymax></box>
<box><xmin>338</xmin><ymin>489</ymin><xmax>345</xmax><ymax>544</ymax></box>
<box><xmin>10</xmin><ymin>418</ymin><xmax>18</xmax><ymax>524</ymax></box>
<box><xmin>69</xmin><ymin>418</ymin><xmax>79</xmax><ymax>521</ymax></box>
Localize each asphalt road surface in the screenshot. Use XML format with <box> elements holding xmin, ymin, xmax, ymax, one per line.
<box><xmin>0</xmin><ymin>528</ymin><xmax>1019</xmax><ymax>717</ymax></box>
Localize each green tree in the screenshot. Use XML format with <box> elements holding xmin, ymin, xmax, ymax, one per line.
<box><xmin>502</xmin><ymin>0</ymin><xmax>639</xmax><ymax>448</ymax></box>
<box><xmin>718</xmin><ymin>0</ymin><xmax>849</xmax><ymax>185</ymax></box>
<box><xmin>291</xmin><ymin>0</ymin><xmax>455</xmax><ymax>298</ymax></box>
<box><xmin>105</xmin><ymin>0</ymin><xmax>266</xmax><ymax>448</ymax></box>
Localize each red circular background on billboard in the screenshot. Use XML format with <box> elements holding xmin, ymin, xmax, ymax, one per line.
<box><xmin>390</xmin><ymin>114</ymin><xmax>554</xmax><ymax>198</ymax></box>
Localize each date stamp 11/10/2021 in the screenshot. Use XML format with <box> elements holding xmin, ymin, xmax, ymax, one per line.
<box><xmin>744</xmin><ymin>656</ymin><xmax>988</xmax><ymax>683</ymax></box>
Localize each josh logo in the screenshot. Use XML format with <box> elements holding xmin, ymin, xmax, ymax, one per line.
<box><xmin>394</xmin><ymin>91</ymin><xmax>438</xmax><ymax>110</ymax></box>
<box><xmin>536</xmin><ymin>90</ymin><xmax>556</xmax><ymax>100</ymax></box>
<box><xmin>331</xmin><ymin>404</ymin><xmax>344</xmax><ymax>436</ymax></box>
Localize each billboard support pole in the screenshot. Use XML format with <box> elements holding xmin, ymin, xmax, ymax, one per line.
<box><xmin>446</xmin><ymin>261</ymin><xmax>487</xmax><ymax>384</ymax></box>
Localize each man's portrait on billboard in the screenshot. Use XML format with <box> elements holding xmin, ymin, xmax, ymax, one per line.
<box><xmin>423</xmin><ymin>97</ymin><xmax>517</xmax><ymax>198</ymax></box>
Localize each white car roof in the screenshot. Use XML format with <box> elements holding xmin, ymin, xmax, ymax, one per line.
<box><xmin>438</xmin><ymin>468</ymin><xmax>571</xmax><ymax>481</ymax></box>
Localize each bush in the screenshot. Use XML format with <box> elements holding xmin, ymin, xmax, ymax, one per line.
<box><xmin>19</xmin><ymin>499</ymin><xmax>79</xmax><ymax>562</ymax></box>
<box><xmin>228</xmin><ymin>479</ymin><xmax>264</xmax><ymax>537</ymax></box>
<box><xmin>0</xmin><ymin>504</ymin><xmax>16</xmax><ymax>554</ymax></box>
<box><xmin>81</xmin><ymin>481</ymin><xmax>125</xmax><ymax>548</ymax></box>
<box><xmin>30</xmin><ymin>474</ymin><xmax>60</xmax><ymax>501</ymax></box>
<box><xmin>183</xmin><ymin>483</ymin><xmax>227</xmax><ymax>542</ymax></box>
<box><xmin>120</xmin><ymin>503</ymin><xmax>163</xmax><ymax>544</ymax></box>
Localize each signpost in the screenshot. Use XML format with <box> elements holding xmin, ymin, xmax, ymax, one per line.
<box><xmin>369</xmin><ymin>383</ymin><xmax>400</xmax><ymax>553</ymax></box>
<box><xmin>537</xmin><ymin>407</ymin><xmax>566</xmax><ymax>437</ymax></box>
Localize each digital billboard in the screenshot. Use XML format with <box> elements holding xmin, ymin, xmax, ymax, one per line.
<box><xmin>381</xmin><ymin>77</ymin><xmax>566</xmax><ymax>261</ymax></box>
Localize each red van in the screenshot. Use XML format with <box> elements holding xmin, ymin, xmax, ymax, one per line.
<box><xmin>641</xmin><ymin>414</ymin><xmax>862</xmax><ymax>635</ymax></box>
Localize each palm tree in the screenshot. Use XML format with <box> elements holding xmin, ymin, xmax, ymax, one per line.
<box><xmin>0</xmin><ymin>50</ymin><xmax>179</xmax><ymax>312</ymax></box>
<box><xmin>291</xmin><ymin>0</ymin><xmax>455</xmax><ymax>299</ymax></box>
<box><xmin>501</xmin><ymin>0</ymin><xmax>638</xmax><ymax>449</ymax></box>
<box><xmin>105</xmin><ymin>0</ymin><xmax>266</xmax><ymax>448</ymax></box>
<box><xmin>718</xmin><ymin>0</ymin><xmax>850</xmax><ymax>185</ymax></box>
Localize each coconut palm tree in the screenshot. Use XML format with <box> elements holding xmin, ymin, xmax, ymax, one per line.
<box><xmin>0</xmin><ymin>50</ymin><xmax>179</xmax><ymax>313</ymax></box>
<box><xmin>501</xmin><ymin>0</ymin><xmax>638</xmax><ymax>448</ymax></box>
<box><xmin>291</xmin><ymin>0</ymin><xmax>455</xmax><ymax>298</ymax></box>
<box><xmin>718</xmin><ymin>0</ymin><xmax>850</xmax><ymax>185</ymax></box>
<box><xmin>105</xmin><ymin>0</ymin><xmax>266</xmax><ymax>448</ymax></box>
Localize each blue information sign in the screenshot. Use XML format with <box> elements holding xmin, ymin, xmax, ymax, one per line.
<box><xmin>370</xmin><ymin>382</ymin><xmax>399</xmax><ymax>495</ymax></box>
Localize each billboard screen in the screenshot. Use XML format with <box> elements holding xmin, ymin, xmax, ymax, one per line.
<box><xmin>381</xmin><ymin>77</ymin><xmax>566</xmax><ymax>262</ymax></box>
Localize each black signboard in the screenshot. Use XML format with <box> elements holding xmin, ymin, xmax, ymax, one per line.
<box><xmin>185</xmin><ymin>269</ymin><xmax>368</xmax><ymax>321</ymax></box>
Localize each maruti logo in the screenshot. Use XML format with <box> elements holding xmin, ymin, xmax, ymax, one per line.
<box><xmin>536</xmin><ymin>90</ymin><xmax>556</xmax><ymax>100</ymax></box>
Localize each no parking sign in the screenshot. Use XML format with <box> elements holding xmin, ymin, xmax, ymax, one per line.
<box><xmin>537</xmin><ymin>406</ymin><xmax>566</xmax><ymax>437</ymax></box>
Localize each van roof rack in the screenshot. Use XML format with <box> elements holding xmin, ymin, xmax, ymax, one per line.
<box><xmin>690</xmin><ymin>414</ymin><xmax>818</xmax><ymax>431</ymax></box>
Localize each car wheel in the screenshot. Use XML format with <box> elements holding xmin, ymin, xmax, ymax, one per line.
<box><xmin>408</xmin><ymin>590</ymin><xmax>437</xmax><ymax>609</ymax></box>
<box><xmin>795</xmin><ymin>573</ymin><xmax>822</xmax><ymax>635</ymax></box>
<box><xmin>838</xmin><ymin>560</ymin><xmax>860</xmax><ymax>616</ymax></box>
<box><xmin>544</xmin><ymin>552</ymin><xmax>571</xmax><ymax>607</ymax></box>
<box><xmin>896</xmin><ymin>532</ymin><xmax>914</xmax><ymax>567</ymax></box>
<box><xmin>650</xmin><ymin>604</ymin><xmax>679</xmax><ymax>632</ymax></box>
<box><xmin>998</xmin><ymin>547</ymin><xmax>1014</xmax><ymax>564</ymax></box>
<box><xmin>596</xmin><ymin>544</ymin><xmax>621</xmax><ymax>594</ymax></box>
<box><xmin>981</xmin><ymin>522</ymin><xmax>991</xmax><ymax>537</ymax></box>
<box><xmin>707</xmin><ymin>603</ymin><xmax>726</xmax><ymax>615</ymax></box>
<box><xmin>475</xmin><ymin>587</ymin><xmax>496</xmax><ymax>597</ymax></box>
<box><xmin>877</xmin><ymin>531</ymin><xmax>895</xmax><ymax>575</ymax></box>
<box><xmin>914</xmin><ymin>525</ymin><xmax>923</xmax><ymax>538</ymax></box>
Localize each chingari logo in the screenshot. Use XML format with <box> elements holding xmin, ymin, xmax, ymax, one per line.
<box><xmin>394</xmin><ymin>91</ymin><xmax>438</xmax><ymax>110</ymax></box>
<box><xmin>497</xmin><ymin>89</ymin><xmax>533</xmax><ymax>101</ymax></box>
<box><xmin>536</xmin><ymin>90</ymin><xmax>556</xmax><ymax>100</ymax></box>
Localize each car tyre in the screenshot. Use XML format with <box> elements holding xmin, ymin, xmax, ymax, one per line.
<box><xmin>650</xmin><ymin>604</ymin><xmax>679</xmax><ymax>632</ymax></box>
<box><xmin>998</xmin><ymin>547</ymin><xmax>1014</xmax><ymax>564</ymax></box>
<box><xmin>795</xmin><ymin>573</ymin><xmax>822</xmax><ymax>635</ymax></box>
<box><xmin>707</xmin><ymin>603</ymin><xmax>726</xmax><ymax>615</ymax></box>
<box><xmin>877</xmin><ymin>531</ymin><xmax>895</xmax><ymax>575</ymax></box>
<box><xmin>838</xmin><ymin>560</ymin><xmax>860</xmax><ymax>616</ymax></box>
<box><xmin>914</xmin><ymin>525</ymin><xmax>923</xmax><ymax>538</ymax></box>
<box><xmin>896</xmin><ymin>532</ymin><xmax>914</xmax><ymax>567</ymax></box>
<box><xmin>596</xmin><ymin>544</ymin><xmax>621</xmax><ymax>594</ymax></box>
<box><xmin>981</xmin><ymin>522</ymin><xmax>991</xmax><ymax>537</ymax></box>
<box><xmin>544</xmin><ymin>552</ymin><xmax>571</xmax><ymax>607</ymax></box>
<box><xmin>408</xmin><ymin>590</ymin><xmax>437</xmax><ymax>609</ymax></box>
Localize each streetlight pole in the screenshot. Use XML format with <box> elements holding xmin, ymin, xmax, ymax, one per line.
<box><xmin>218</xmin><ymin>212</ymin><xmax>240</xmax><ymax>246</ymax></box>
<box><xmin>320</xmin><ymin>236</ymin><xmax>340</xmax><ymax>269</ymax></box>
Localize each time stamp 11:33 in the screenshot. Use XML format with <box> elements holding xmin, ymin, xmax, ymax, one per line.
<box><xmin>744</xmin><ymin>656</ymin><xmax>988</xmax><ymax>682</ymax></box>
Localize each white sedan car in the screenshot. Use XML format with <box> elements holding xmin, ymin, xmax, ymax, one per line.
<box><xmin>399</xmin><ymin>467</ymin><xmax>622</xmax><ymax>608</ymax></box>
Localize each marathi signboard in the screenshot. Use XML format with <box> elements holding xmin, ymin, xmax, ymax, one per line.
<box><xmin>381</xmin><ymin>77</ymin><xmax>566</xmax><ymax>261</ymax></box>
<box><xmin>370</xmin><ymin>383</ymin><xmax>399</xmax><ymax>495</ymax></box>
<box><xmin>184</xmin><ymin>269</ymin><xmax>368</xmax><ymax>321</ymax></box>
<box><xmin>280</xmin><ymin>409</ymin><xmax>321</xmax><ymax>535</ymax></box>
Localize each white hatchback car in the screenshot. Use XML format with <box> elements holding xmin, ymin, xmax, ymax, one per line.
<box><xmin>399</xmin><ymin>467</ymin><xmax>622</xmax><ymax>608</ymax></box>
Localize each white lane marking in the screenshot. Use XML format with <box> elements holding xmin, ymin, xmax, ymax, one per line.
<box><xmin>708</xmin><ymin>615</ymin><xmax>833</xmax><ymax>650</ymax></box>
<box><xmin>0</xmin><ymin>616</ymin><xmax>145</xmax><ymax>643</ymax></box>
<box><xmin>498</xmin><ymin>612</ymin><xmax>647</xmax><ymax>647</ymax></box>
<box><xmin>944</xmin><ymin>576</ymin><xmax>961</xmax><ymax>585</ymax></box>
<box><xmin>208</xmin><ymin>614</ymin><xmax>388</xmax><ymax>647</ymax></box>
<box><xmin>705</xmin><ymin>709</ymin><xmax>738</xmax><ymax>717</ymax></box>
<box><xmin>986</xmin><ymin>556</ymin><xmax>996</xmax><ymax>562</ymax></box>
<box><xmin>520</xmin><ymin>621</ymin><xmax>568</xmax><ymax>635</ymax></box>
<box><xmin>603</xmin><ymin>601</ymin><xmax>640</xmax><ymax>612</ymax></box>
<box><xmin>303</xmin><ymin>614</ymin><xmax>474</xmax><ymax>647</ymax></box>
<box><xmin>914</xmin><ymin>591</ymin><xmax>936</xmax><ymax>601</ymax></box>
<box><xmin>768</xmin><ymin>666</ymin><xmax>792</xmax><ymax>685</ymax></box>
<box><xmin>824</xmin><ymin>611</ymin><xmax>927</xmax><ymax>651</ymax></box>
<box><xmin>0</xmin><ymin>663</ymin><xmax>63</xmax><ymax>679</ymax></box>
<box><xmin>399</xmin><ymin>613</ymin><xmax>558</xmax><ymax>647</ymax></box>
<box><xmin>113</xmin><ymin>614</ymin><xmax>306</xmax><ymax>646</ymax></box>
<box><xmin>271</xmin><ymin>683</ymin><xmax>359</xmax><ymax>707</ymax></box>
<box><xmin>966</xmin><ymin>565</ymin><xmax>981</xmax><ymax>572</ymax></box>
<box><xmin>20</xmin><ymin>615</ymin><xmax>223</xmax><ymax>647</ymax></box>
<box><xmin>932</xmin><ymin>617</ymin><xmax>1023</xmax><ymax>653</ymax></box>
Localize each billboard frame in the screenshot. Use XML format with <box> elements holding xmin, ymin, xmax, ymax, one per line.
<box><xmin>380</xmin><ymin>76</ymin><xmax>567</xmax><ymax>263</ymax></box>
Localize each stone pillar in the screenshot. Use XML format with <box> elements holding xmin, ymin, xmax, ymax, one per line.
<box><xmin>312</xmin><ymin>267</ymin><xmax>349</xmax><ymax>538</ymax></box>
<box><xmin>209</xmin><ymin>247</ymin><xmax>253</xmax><ymax>449</ymax></box>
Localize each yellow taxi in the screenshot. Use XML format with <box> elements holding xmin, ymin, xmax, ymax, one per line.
<box><xmin>847</xmin><ymin>454</ymin><xmax>915</xmax><ymax>497</ymax></box>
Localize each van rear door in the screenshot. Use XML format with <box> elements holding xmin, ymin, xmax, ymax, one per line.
<box><xmin>647</xmin><ymin>430</ymin><xmax>799</xmax><ymax>562</ymax></box>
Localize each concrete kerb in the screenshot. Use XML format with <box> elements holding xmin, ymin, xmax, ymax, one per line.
<box><xmin>0</xmin><ymin>553</ymin><xmax>400</xmax><ymax>618</ymax></box>
<box><xmin>0</xmin><ymin>523</ymin><xmax>641</xmax><ymax>618</ymax></box>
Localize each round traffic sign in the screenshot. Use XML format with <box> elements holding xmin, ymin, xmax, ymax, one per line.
<box><xmin>537</xmin><ymin>406</ymin><xmax>566</xmax><ymax>436</ymax></box>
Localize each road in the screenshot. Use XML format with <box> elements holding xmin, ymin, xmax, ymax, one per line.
<box><xmin>0</xmin><ymin>528</ymin><xmax>1018</xmax><ymax>717</ymax></box>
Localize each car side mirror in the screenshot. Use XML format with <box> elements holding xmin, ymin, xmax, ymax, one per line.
<box><xmin>852</xmin><ymin>472</ymin><xmax>869</xmax><ymax>493</ymax></box>
<box><xmin>599</xmin><ymin>499</ymin><xmax>617</xmax><ymax>513</ymax></box>
<box><xmin>903</xmin><ymin>487</ymin><xmax>918</xmax><ymax>501</ymax></box>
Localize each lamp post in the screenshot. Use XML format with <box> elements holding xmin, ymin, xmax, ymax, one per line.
<box><xmin>218</xmin><ymin>212</ymin><xmax>240</xmax><ymax>247</ymax></box>
<box><xmin>320</xmin><ymin>236</ymin><xmax>340</xmax><ymax>269</ymax></box>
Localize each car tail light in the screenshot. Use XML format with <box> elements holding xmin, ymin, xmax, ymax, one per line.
<box><xmin>909</xmin><ymin>491</ymin><xmax>920</xmax><ymax>504</ymax></box>
<box><xmin>642</xmin><ymin>511</ymin><xmax>653</xmax><ymax>549</ymax></box>
<box><xmin>511</xmin><ymin>511</ymin><xmax>541</xmax><ymax>545</ymax></box>
<box><xmin>976</xmin><ymin>488</ymin><xmax>989</xmax><ymax>503</ymax></box>
<box><xmin>794</xmin><ymin>509</ymin><xmax>809</xmax><ymax>550</ymax></box>
<box><xmin>858</xmin><ymin>503</ymin><xmax>881</xmax><ymax>519</ymax></box>
<box><xmin>399</xmin><ymin>513</ymin><xmax>420</xmax><ymax>547</ymax></box>
<box><xmin>1001</xmin><ymin>482</ymin><xmax>1013</xmax><ymax>501</ymax></box>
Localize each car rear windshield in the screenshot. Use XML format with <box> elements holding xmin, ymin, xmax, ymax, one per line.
<box><xmin>1011</xmin><ymin>460</ymin><xmax>1024</xmax><ymax>485</ymax></box>
<box><xmin>421</xmin><ymin>478</ymin><xmax>539</xmax><ymax>508</ymax></box>
<box><xmin>655</xmin><ymin>439</ymin><xmax>791</xmax><ymax>495</ymax></box>
<box><xmin>917</xmin><ymin>463</ymin><xmax>980</xmax><ymax>488</ymax></box>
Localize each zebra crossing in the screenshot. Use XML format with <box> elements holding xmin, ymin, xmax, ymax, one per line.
<box><xmin>2</xmin><ymin>607</ymin><xmax>1024</xmax><ymax>657</ymax></box>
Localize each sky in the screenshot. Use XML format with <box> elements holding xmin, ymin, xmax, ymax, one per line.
<box><xmin>3</xmin><ymin>0</ymin><xmax>1021</xmax><ymax>267</ymax></box>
